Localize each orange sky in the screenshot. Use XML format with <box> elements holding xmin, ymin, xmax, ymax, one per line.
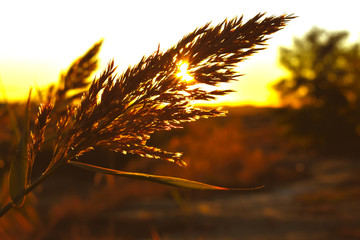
<box><xmin>0</xmin><ymin>1</ymin><xmax>358</xmax><ymax>106</ymax></box>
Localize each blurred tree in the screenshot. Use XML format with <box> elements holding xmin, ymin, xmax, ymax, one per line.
<box><xmin>274</xmin><ymin>27</ymin><xmax>360</xmax><ymax>153</ymax></box>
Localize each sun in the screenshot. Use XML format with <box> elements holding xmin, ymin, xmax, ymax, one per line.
<box><xmin>176</xmin><ymin>61</ymin><xmax>194</xmax><ymax>83</ymax></box>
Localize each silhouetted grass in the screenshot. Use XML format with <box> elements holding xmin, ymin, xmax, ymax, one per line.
<box><xmin>0</xmin><ymin>13</ymin><xmax>294</xmax><ymax>238</ymax></box>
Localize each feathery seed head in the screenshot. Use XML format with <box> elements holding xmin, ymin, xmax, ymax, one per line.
<box><xmin>46</xmin><ymin>13</ymin><xmax>295</xmax><ymax>168</ymax></box>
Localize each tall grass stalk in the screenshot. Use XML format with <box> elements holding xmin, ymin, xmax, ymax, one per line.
<box><xmin>0</xmin><ymin>13</ymin><xmax>294</xmax><ymax>217</ymax></box>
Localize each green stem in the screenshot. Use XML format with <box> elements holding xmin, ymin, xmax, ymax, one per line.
<box><xmin>0</xmin><ymin>162</ymin><xmax>63</xmax><ymax>217</ymax></box>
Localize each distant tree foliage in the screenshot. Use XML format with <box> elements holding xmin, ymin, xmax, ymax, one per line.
<box><xmin>274</xmin><ymin>27</ymin><xmax>360</xmax><ymax>153</ymax></box>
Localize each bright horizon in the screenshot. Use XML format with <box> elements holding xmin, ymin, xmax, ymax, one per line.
<box><xmin>0</xmin><ymin>0</ymin><xmax>359</xmax><ymax>106</ymax></box>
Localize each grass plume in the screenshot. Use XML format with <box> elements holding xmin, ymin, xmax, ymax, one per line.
<box><xmin>0</xmin><ymin>13</ymin><xmax>294</xmax><ymax>217</ymax></box>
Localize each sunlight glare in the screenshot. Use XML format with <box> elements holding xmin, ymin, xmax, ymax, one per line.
<box><xmin>176</xmin><ymin>61</ymin><xmax>194</xmax><ymax>83</ymax></box>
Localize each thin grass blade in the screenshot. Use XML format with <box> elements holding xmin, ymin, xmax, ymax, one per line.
<box><xmin>9</xmin><ymin>90</ymin><xmax>32</xmax><ymax>206</ymax></box>
<box><xmin>69</xmin><ymin>161</ymin><xmax>263</xmax><ymax>190</ymax></box>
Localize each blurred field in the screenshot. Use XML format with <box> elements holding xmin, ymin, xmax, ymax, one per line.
<box><xmin>2</xmin><ymin>106</ymin><xmax>359</xmax><ymax>239</ymax></box>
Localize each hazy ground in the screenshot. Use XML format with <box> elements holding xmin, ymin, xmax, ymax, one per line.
<box><xmin>117</xmin><ymin>157</ymin><xmax>360</xmax><ymax>240</ymax></box>
<box><xmin>36</xmin><ymin>154</ymin><xmax>360</xmax><ymax>240</ymax></box>
<box><xmin>3</xmin><ymin>106</ymin><xmax>359</xmax><ymax>240</ymax></box>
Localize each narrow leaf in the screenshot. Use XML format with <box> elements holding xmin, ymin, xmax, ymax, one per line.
<box><xmin>9</xmin><ymin>90</ymin><xmax>32</xmax><ymax>206</ymax></box>
<box><xmin>69</xmin><ymin>161</ymin><xmax>263</xmax><ymax>191</ymax></box>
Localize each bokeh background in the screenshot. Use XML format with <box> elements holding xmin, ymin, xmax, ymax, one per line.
<box><xmin>1</xmin><ymin>1</ymin><xmax>360</xmax><ymax>239</ymax></box>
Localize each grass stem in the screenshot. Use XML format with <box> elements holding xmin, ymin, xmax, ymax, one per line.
<box><xmin>0</xmin><ymin>162</ymin><xmax>62</xmax><ymax>217</ymax></box>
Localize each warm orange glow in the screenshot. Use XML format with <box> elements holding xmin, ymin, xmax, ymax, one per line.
<box><xmin>176</xmin><ymin>61</ymin><xmax>194</xmax><ymax>83</ymax></box>
<box><xmin>1</xmin><ymin>1</ymin><xmax>359</xmax><ymax>107</ymax></box>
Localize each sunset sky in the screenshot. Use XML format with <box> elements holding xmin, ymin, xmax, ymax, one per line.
<box><xmin>0</xmin><ymin>0</ymin><xmax>358</xmax><ymax>106</ymax></box>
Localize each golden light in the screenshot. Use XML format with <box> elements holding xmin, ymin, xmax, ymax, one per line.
<box><xmin>176</xmin><ymin>61</ymin><xmax>194</xmax><ymax>83</ymax></box>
